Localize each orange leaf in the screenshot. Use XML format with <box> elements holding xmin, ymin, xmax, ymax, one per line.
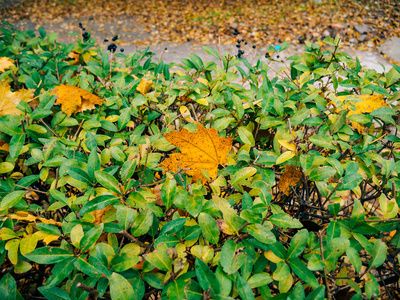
<box><xmin>0</xmin><ymin>57</ymin><xmax>14</xmax><ymax>73</ymax></box>
<box><xmin>0</xmin><ymin>80</ymin><xmax>34</xmax><ymax>117</ymax></box>
<box><xmin>277</xmin><ymin>165</ymin><xmax>302</xmax><ymax>196</ymax></box>
<box><xmin>51</xmin><ymin>85</ymin><xmax>104</xmax><ymax>117</ymax></box>
<box><xmin>160</xmin><ymin>123</ymin><xmax>232</xmax><ymax>183</ymax></box>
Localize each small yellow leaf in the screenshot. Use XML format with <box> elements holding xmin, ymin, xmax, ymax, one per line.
<box><xmin>42</xmin><ymin>234</ymin><xmax>60</xmax><ymax>245</ymax></box>
<box><xmin>179</xmin><ymin>105</ymin><xmax>192</xmax><ymax>119</ymax></box>
<box><xmin>278</xmin><ymin>140</ymin><xmax>296</xmax><ymax>152</ymax></box>
<box><xmin>196</xmin><ymin>98</ymin><xmax>209</xmax><ymax>106</ymax></box>
<box><xmin>264</xmin><ymin>250</ymin><xmax>283</xmax><ymax>263</ymax></box>
<box><xmin>136</xmin><ymin>77</ymin><xmax>153</xmax><ymax>94</ymax></box>
<box><xmin>0</xmin><ymin>57</ymin><xmax>15</xmax><ymax>73</ymax></box>
<box><xmin>276</xmin><ymin>151</ymin><xmax>295</xmax><ymax>165</ymax></box>
<box><xmin>197</xmin><ymin>77</ymin><xmax>209</xmax><ymax>86</ymax></box>
<box><xmin>242</xmin><ymin>99</ymin><xmax>262</xmax><ymax>110</ymax></box>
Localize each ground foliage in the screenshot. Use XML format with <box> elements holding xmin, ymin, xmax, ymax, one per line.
<box><xmin>0</xmin><ymin>20</ymin><xmax>400</xmax><ymax>300</ymax></box>
<box><xmin>1</xmin><ymin>0</ymin><xmax>400</xmax><ymax>50</ymax></box>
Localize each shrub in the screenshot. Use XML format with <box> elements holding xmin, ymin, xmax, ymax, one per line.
<box><xmin>0</xmin><ymin>21</ymin><xmax>399</xmax><ymax>299</ymax></box>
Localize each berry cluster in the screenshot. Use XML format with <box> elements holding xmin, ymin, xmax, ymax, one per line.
<box><xmin>79</xmin><ymin>22</ymin><xmax>90</xmax><ymax>42</ymax></box>
<box><xmin>104</xmin><ymin>35</ymin><xmax>124</xmax><ymax>53</ymax></box>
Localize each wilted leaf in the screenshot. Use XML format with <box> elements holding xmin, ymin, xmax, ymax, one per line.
<box><xmin>160</xmin><ymin>123</ymin><xmax>232</xmax><ymax>183</ymax></box>
<box><xmin>277</xmin><ymin>165</ymin><xmax>302</xmax><ymax>196</ymax></box>
<box><xmin>51</xmin><ymin>84</ymin><xmax>104</xmax><ymax>117</ymax></box>
<box><xmin>136</xmin><ymin>77</ymin><xmax>153</xmax><ymax>94</ymax></box>
<box><xmin>0</xmin><ymin>80</ymin><xmax>34</xmax><ymax>117</ymax></box>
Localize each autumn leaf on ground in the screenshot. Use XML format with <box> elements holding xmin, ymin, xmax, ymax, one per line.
<box><xmin>136</xmin><ymin>77</ymin><xmax>153</xmax><ymax>95</ymax></box>
<box><xmin>0</xmin><ymin>80</ymin><xmax>34</xmax><ymax>117</ymax></box>
<box><xmin>0</xmin><ymin>57</ymin><xmax>15</xmax><ymax>73</ymax></box>
<box><xmin>277</xmin><ymin>165</ymin><xmax>302</xmax><ymax>196</ymax></box>
<box><xmin>335</xmin><ymin>94</ymin><xmax>389</xmax><ymax>133</ymax></box>
<box><xmin>160</xmin><ymin>123</ymin><xmax>232</xmax><ymax>183</ymax></box>
<box><xmin>51</xmin><ymin>84</ymin><xmax>104</xmax><ymax>117</ymax></box>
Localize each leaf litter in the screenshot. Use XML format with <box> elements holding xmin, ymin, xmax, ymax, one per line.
<box><xmin>1</xmin><ymin>0</ymin><xmax>399</xmax><ymax>52</ymax></box>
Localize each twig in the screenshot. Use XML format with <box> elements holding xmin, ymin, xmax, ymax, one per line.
<box><xmin>39</xmin><ymin>119</ymin><xmax>59</xmax><ymax>138</ymax></box>
<box><xmin>15</xmin><ymin>184</ymin><xmax>49</xmax><ymax>195</ymax></box>
<box><xmin>119</xmin><ymin>230</ymin><xmax>150</xmax><ymax>248</ymax></box>
<box><xmin>318</xmin><ymin>231</ymin><xmax>332</xmax><ymax>300</ymax></box>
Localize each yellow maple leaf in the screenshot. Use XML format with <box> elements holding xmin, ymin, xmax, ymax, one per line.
<box><xmin>160</xmin><ymin>123</ymin><xmax>232</xmax><ymax>183</ymax></box>
<box><xmin>136</xmin><ymin>77</ymin><xmax>153</xmax><ymax>94</ymax></box>
<box><xmin>0</xmin><ymin>57</ymin><xmax>15</xmax><ymax>73</ymax></box>
<box><xmin>277</xmin><ymin>165</ymin><xmax>302</xmax><ymax>196</ymax></box>
<box><xmin>0</xmin><ymin>80</ymin><xmax>34</xmax><ymax>117</ymax></box>
<box><xmin>51</xmin><ymin>85</ymin><xmax>104</xmax><ymax>117</ymax></box>
<box><xmin>335</xmin><ymin>94</ymin><xmax>389</xmax><ymax>134</ymax></box>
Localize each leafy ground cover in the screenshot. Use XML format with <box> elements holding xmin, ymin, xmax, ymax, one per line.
<box><xmin>0</xmin><ymin>18</ymin><xmax>400</xmax><ymax>300</ymax></box>
<box><xmin>1</xmin><ymin>0</ymin><xmax>400</xmax><ymax>50</ymax></box>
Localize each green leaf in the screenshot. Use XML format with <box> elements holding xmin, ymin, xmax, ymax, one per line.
<box><xmin>330</xmin><ymin>110</ymin><xmax>347</xmax><ymax>134</ymax></box>
<box><xmin>9</xmin><ymin>133</ymin><xmax>25</xmax><ymax>160</ymax></box>
<box><xmin>67</xmin><ymin>167</ymin><xmax>91</xmax><ymax>184</ymax></box>
<box><xmin>110</xmin><ymin>272</ymin><xmax>135</xmax><ymax>300</ymax></box>
<box><xmin>370</xmin><ymin>107</ymin><xmax>395</xmax><ymax>124</ymax></box>
<box><xmin>144</xmin><ymin>243</ymin><xmax>172</xmax><ymax>271</ymax></box>
<box><xmin>347</xmin><ymin>114</ymin><xmax>372</xmax><ymax>124</ymax></box>
<box><xmin>0</xmin><ymin>190</ymin><xmax>26</xmax><ymax>211</ymax></box>
<box><xmin>305</xmin><ymin>286</ymin><xmax>325</xmax><ymax>300</ymax></box>
<box><xmin>0</xmin><ymin>162</ymin><xmax>14</xmax><ymax>174</ymax></box>
<box><xmin>338</xmin><ymin>173</ymin><xmax>363</xmax><ymax>191</ymax></box>
<box><xmin>161</xmin><ymin>176</ymin><xmax>176</xmax><ymax>209</ymax></box>
<box><xmin>247</xmin><ymin>273</ymin><xmax>273</xmax><ymax>288</ymax></box>
<box><xmin>238</xmin><ymin>126</ymin><xmax>255</xmax><ymax>147</ymax></box>
<box><xmin>236</xmin><ymin>274</ymin><xmax>255</xmax><ymax>300</ymax></box>
<box><xmin>94</xmin><ymin>170</ymin><xmax>122</xmax><ymax>195</ymax></box>
<box><xmin>270</xmin><ymin>213</ymin><xmax>303</xmax><ymax>229</ymax></box>
<box><xmin>203</xmin><ymin>46</ymin><xmax>220</xmax><ymax>60</ymax></box>
<box><xmin>369</xmin><ymin>239</ymin><xmax>387</xmax><ymax>269</ymax></box>
<box><xmin>287</xmin><ymin>229</ymin><xmax>309</xmax><ymax>259</ymax></box>
<box><xmin>346</xmin><ymin>247</ymin><xmax>362</xmax><ymax>274</ymax></box>
<box><xmin>195</xmin><ymin>258</ymin><xmax>220</xmax><ymax>295</ymax></box>
<box><xmin>220</xmin><ymin>239</ymin><xmax>247</xmax><ymax>275</ymax></box>
<box><xmin>87</xmin><ymin>149</ymin><xmax>100</xmax><ymax>182</ymax></box>
<box><xmin>79</xmin><ymin>195</ymin><xmax>120</xmax><ymax>216</ymax></box>
<box><xmin>289</xmin><ymin>258</ymin><xmax>319</xmax><ymax>289</ymax></box>
<box><xmin>198</xmin><ymin>213</ymin><xmax>219</xmax><ymax>244</ymax></box>
<box><xmin>309</xmin><ymin>166</ymin><xmax>336</xmax><ymax>181</ymax></box>
<box><xmin>309</xmin><ymin>134</ymin><xmax>338</xmax><ymax>150</ymax></box>
<box><xmin>365</xmin><ymin>274</ymin><xmax>380</xmax><ymax>300</ymax></box>
<box><xmin>24</xmin><ymin>247</ymin><xmax>73</xmax><ymax>264</ymax></box>
<box><xmin>246</xmin><ymin>224</ymin><xmax>276</xmax><ymax>244</ymax></box>
<box><xmin>80</xmin><ymin>224</ymin><xmax>104</xmax><ymax>252</ymax></box>
<box><xmin>131</xmin><ymin>210</ymin><xmax>153</xmax><ymax>237</ymax></box>
<box><xmin>364</xmin><ymin>84</ymin><xmax>389</xmax><ymax>96</ymax></box>
<box><xmin>160</xmin><ymin>218</ymin><xmax>187</xmax><ymax>236</ymax></box>
<box><xmin>120</xmin><ymin>160</ymin><xmax>137</xmax><ymax>182</ymax></box>
<box><xmin>45</xmin><ymin>257</ymin><xmax>77</xmax><ymax>287</ymax></box>
<box><xmin>116</xmin><ymin>206</ymin><xmax>137</xmax><ymax>231</ymax></box>
<box><xmin>0</xmin><ymin>273</ymin><xmax>16</xmax><ymax>300</ymax></box>
<box><xmin>212</xmin><ymin>196</ymin><xmax>246</xmax><ymax>234</ymax></box>
<box><xmin>38</xmin><ymin>286</ymin><xmax>71</xmax><ymax>300</ymax></box>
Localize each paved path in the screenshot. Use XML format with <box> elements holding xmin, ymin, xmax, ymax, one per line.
<box><xmin>1</xmin><ymin>1</ymin><xmax>397</xmax><ymax>75</ymax></box>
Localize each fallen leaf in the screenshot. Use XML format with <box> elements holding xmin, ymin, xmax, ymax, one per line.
<box><xmin>277</xmin><ymin>165</ymin><xmax>302</xmax><ymax>196</ymax></box>
<box><xmin>136</xmin><ymin>77</ymin><xmax>153</xmax><ymax>94</ymax></box>
<box><xmin>160</xmin><ymin>123</ymin><xmax>232</xmax><ymax>183</ymax></box>
<box><xmin>0</xmin><ymin>80</ymin><xmax>34</xmax><ymax>117</ymax></box>
<box><xmin>51</xmin><ymin>84</ymin><xmax>104</xmax><ymax>116</ymax></box>
<box><xmin>90</xmin><ymin>205</ymin><xmax>111</xmax><ymax>225</ymax></box>
<box><xmin>0</xmin><ymin>57</ymin><xmax>15</xmax><ymax>73</ymax></box>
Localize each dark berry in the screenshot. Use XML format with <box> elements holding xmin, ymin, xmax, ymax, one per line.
<box><xmin>252</xmin><ymin>45</ymin><xmax>256</xmax><ymax>49</ymax></box>
<box><xmin>241</xmin><ymin>39</ymin><xmax>244</xmax><ymax>42</ymax></box>
<box><xmin>79</xmin><ymin>22</ymin><xmax>83</xmax><ymax>28</ymax></box>
<box><xmin>120</xmin><ymin>48</ymin><xmax>124</xmax><ymax>52</ymax></box>
<box><xmin>277</xmin><ymin>55</ymin><xmax>280</xmax><ymax>59</ymax></box>
<box><xmin>104</xmin><ymin>39</ymin><xmax>109</xmax><ymax>42</ymax></box>
<box><xmin>245</xmin><ymin>42</ymin><xmax>248</xmax><ymax>45</ymax></box>
<box><xmin>237</xmin><ymin>39</ymin><xmax>241</xmax><ymax>43</ymax></box>
<box><xmin>82</xmin><ymin>28</ymin><xmax>86</xmax><ymax>31</ymax></box>
<box><xmin>236</xmin><ymin>44</ymin><xmax>241</xmax><ymax>48</ymax></box>
<box><xmin>165</xmin><ymin>47</ymin><xmax>168</xmax><ymax>50</ymax></box>
<box><xmin>112</xmin><ymin>35</ymin><xmax>118</xmax><ymax>41</ymax></box>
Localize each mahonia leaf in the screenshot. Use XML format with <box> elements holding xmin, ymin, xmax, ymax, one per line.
<box><xmin>160</xmin><ymin>123</ymin><xmax>232</xmax><ymax>183</ymax></box>
<box><xmin>0</xmin><ymin>80</ymin><xmax>34</xmax><ymax>117</ymax></box>
<box><xmin>51</xmin><ymin>84</ymin><xmax>104</xmax><ymax>117</ymax></box>
<box><xmin>277</xmin><ymin>165</ymin><xmax>302</xmax><ymax>196</ymax></box>
<box><xmin>0</xmin><ymin>57</ymin><xmax>15</xmax><ymax>73</ymax></box>
<box><xmin>336</xmin><ymin>94</ymin><xmax>389</xmax><ymax>133</ymax></box>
